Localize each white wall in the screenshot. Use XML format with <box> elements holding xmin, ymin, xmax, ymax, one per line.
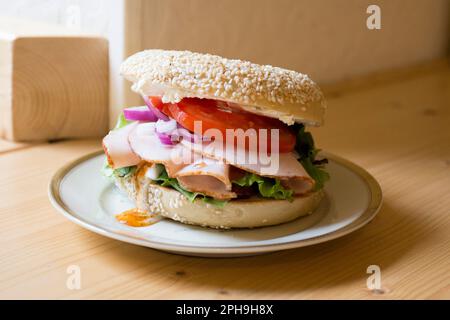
<box><xmin>0</xmin><ymin>0</ymin><xmax>111</xmax><ymax>34</ymax></box>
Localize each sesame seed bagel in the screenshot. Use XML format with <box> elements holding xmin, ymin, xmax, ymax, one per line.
<box><xmin>120</xmin><ymin>49</ymin><xmax>326</xmax><ymax>126</ymax></box>
<box><xmin>114</xmin><ymin>172</ymin><xmax>324</xmax><ymax>229</ymax></box>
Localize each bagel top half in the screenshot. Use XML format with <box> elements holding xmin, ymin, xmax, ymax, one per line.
<box><xmin>120</xmin><ymin>49</ymin><xmax>326</xmax><ymax>126</ymax></box>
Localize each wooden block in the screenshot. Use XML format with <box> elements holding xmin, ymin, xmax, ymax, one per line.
<box><xmin>0</xmin><ymin>18</ymin><xmax>109</xmax><ymax>142</ymax></box>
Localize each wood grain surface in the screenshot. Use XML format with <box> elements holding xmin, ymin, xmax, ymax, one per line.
<box><xmin>0</xmin><ymin>17</ymin><xmax>109</xmax><ymax>142</ymax></box>
<box><xmin>0</xmin><ymin>61</ymin><xmax>449</xmax><ymax>299</ymax></box>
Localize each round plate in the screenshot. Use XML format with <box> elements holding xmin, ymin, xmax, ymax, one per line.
<box><xmin>49</xmin><ymin>151</ymin><xmax>382</xmax><ymax>257</ymax></box>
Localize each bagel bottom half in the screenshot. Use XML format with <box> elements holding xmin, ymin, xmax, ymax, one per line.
<box><xmin>114</xmin><ymin>173</ymin><xmax>324</xmax><ymax>229</ymax></box>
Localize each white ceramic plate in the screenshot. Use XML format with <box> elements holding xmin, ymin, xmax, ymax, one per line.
<box><xmin>49</xmin><ymin>151</ymin><xmax>382</xmax><ymax>257</ymax></box>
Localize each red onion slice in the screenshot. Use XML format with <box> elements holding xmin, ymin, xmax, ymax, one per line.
<box><xmin>155</xmin><ymin>131</ymin><xmax>174</xmax><ymax>145</ymax></box>
<box><xmin>143</xmin><ymin>96</ymin><xmax>169</xmax><ymax>121</ymax></box>
<box><xmin>123</xmin><ymin>106</ymin><xmax>158</xmax><ymax>122</ymax></box>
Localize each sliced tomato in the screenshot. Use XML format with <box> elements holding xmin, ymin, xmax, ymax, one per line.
<box><xmin>149</xmin><ymin>97</ymin><xmax>296</xmax><ymax>153</ymax></box>
<box><xmin>148</xmin><ymin>96</ymin><xmax>164</xmax><ymax>109</ymax></box>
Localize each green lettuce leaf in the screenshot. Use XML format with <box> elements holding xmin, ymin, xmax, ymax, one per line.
<box><xmin>101</xmin><ymin>160</ymin><xmax>136</xmax><ymax>179</ymax></box>
<box><xmin>114</xmin><ymin>112</ymin><xmax>130</xmax><ymax>129</ymax></box>
<box><xmin>232</xmin><ymin>173</ymin><xmax>293</xmax><ymax>201</ymax></box>
<box><xmin>293</xmin><ymin>124</ymin><xmax>330</xmax><ymax>190</ymax></box>
<box><xmin>300</xmin><ymin>157</ymin><xmax>329</xmax><ymax>191</ymax></box>
<box><xmin>113</xmin><ymin>165</ymin><xmax>136</xmax><ymax>178</ymax></box>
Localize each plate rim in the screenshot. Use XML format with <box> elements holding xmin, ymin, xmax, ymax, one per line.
<box><xmin>48</xmin><ymin>150</ymin><xmax>382</xmax><ymax>254</ymax></box>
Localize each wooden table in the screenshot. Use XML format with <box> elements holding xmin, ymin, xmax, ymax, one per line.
<box><xmin>1</xmin><ymin>61</ymin><xmax>449</xmax><ymax>299</ymax></box>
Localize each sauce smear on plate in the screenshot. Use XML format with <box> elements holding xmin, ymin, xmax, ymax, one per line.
<box><xmin>116</xmin><ymin>209</ymin><xmax>157</xmax><ymax>227</ymax></box>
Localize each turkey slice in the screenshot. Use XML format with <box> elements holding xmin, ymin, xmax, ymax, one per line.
<box><xmin>177</xmin><ymin>176</ymin><xmax>236</xmax><ymax>200</ymax></box>
<box><xmin>281</xmin><ymin>178</ymin><xmax>315</xmax><ymax>195</ymax></box>
<box><xmin>173</xmin><ymin>157</ymin><xmax>232</xmax><ymax>190</ymax></box>
<box><xmin>102</xmin><ymin>122</ymin><xmax>141</xmax><ymax>169</ymax></box>
<box><xmin>128</xmin><ymin>122</ymin><xmax>186</xmax><ymax>176</ymax></box>
<box><xmin>129</xmin><ymin>123</ymin><xmax>235</xmax><ymax>199</ymax></box>
<box><xmin>181</xmin><ymin>139</ymin><xmax>314</xmax><ymax>179</ymax></box>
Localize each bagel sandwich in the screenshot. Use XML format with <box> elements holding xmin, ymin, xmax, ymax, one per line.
<box><xmin>102</xmin><ymin>50</ymin><xmax>329</xmax><ymax>229</ymax></box>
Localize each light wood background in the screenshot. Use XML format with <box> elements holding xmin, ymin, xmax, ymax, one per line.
<box><xmin>139</xmin><ymin>0</ymin><xmax>449</xmax><ymax>82</ymax></box>
<box><xmin>0</xmin><ymin>18</ymin><xmax>109</xmax><ymax>142</ymax></box>
<box><xmin>0</xmin><ymin>60</ymin><xmax>448</xmax><ymax>299</ymax></box>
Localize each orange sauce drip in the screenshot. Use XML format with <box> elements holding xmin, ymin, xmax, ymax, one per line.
<box><xmin>115</xmin><ymin>209</ymin><xmax>156</xmax><ymax>227</ymax></box>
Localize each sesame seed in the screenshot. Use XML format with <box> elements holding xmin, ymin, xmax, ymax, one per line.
<box><xmin>120</xmin><ymin>50</ymin><xmax>325</xmax><ymax>125</ymax></box>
